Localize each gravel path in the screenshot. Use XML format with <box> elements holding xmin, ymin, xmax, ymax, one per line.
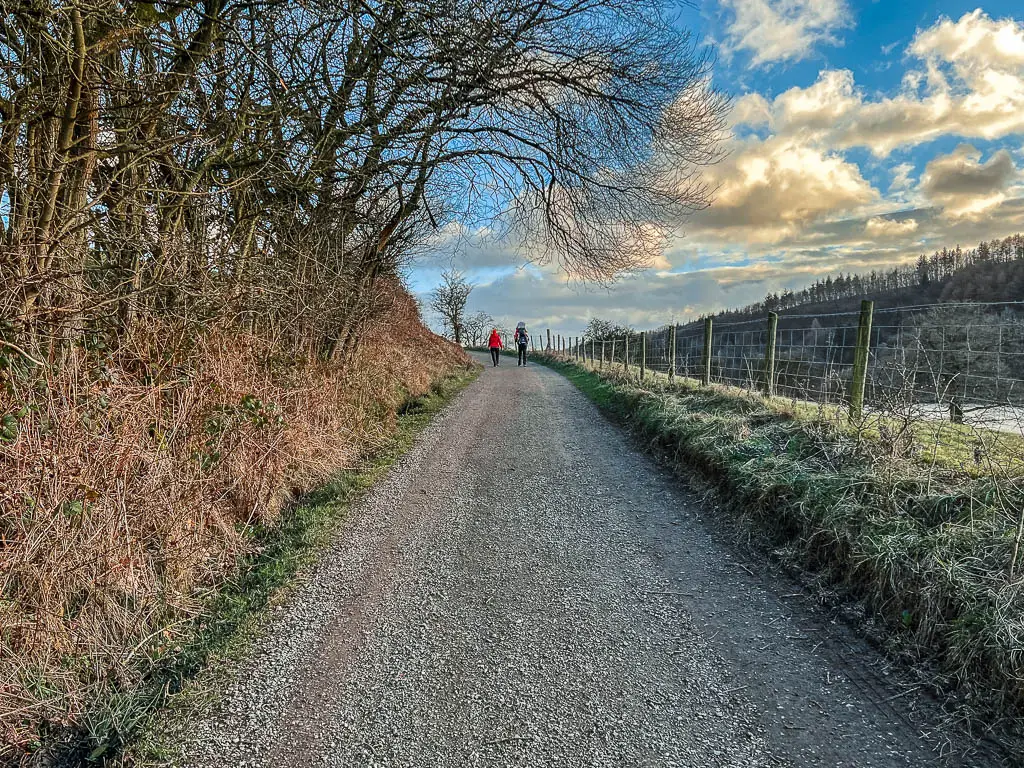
<box><xmin>177</xmin><ymin>354</ymin><xmax>1007</xmax><ymax>768</ymax></box>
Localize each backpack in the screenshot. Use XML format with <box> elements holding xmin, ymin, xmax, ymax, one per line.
<box><xmin>515</xmin><ymin>328</ymin><xmax>528</xmax><ymax>346</ymax></box>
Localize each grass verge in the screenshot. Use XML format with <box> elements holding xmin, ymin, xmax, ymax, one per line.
<box><xmin>48</xmin><ymin>367</ymin><xmax>478</xmax><ymax>767</ymax></box>
<box><xmin>537</xmin><ymin>355</ymin><xmax>1024</xmax><ymax>731</ymax></box>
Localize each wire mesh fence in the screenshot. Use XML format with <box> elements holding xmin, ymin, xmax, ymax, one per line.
<box><xmin>539</xmin><ymin>300</ymin><xmax>1024</xmax><ymax>436</ymax></box>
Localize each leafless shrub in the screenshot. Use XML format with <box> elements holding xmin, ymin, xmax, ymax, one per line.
<box><xmin>429</xmin><ymin>270</ymin><xmax>474</xmax><ymax>345</ymax></box>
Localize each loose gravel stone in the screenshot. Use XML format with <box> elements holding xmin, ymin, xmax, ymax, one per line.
<box><xmin>176</xmin><ymin>355</ymin><xmax>1007</xmax><ymax>767</ymax></box>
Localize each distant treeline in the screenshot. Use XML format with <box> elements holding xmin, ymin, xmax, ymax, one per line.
<box><xmin>580</xmin><ymin>236</ymin><xmax>1024</xmax><ymax>407</ymax></box>
<box><xmin>708</xmin><ymin>234</ymin><xmax>1024</xmax><ymax>325</ymax></box>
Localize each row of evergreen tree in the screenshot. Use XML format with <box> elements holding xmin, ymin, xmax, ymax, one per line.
<box><xmin>709</xmin><ymin>234</ymin><xmax>1024</xmax><ymax>322</ymax></box>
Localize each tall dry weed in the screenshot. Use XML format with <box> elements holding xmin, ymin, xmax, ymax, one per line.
<box><xmin>0</xmin><ymin>281</ymin><xmax>468</xmax><ymax>756</ymax></box>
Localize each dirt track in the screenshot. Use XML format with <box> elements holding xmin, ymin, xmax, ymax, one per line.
<box><xmin>176</xmin><ymin>353</ymin><xmax>1008</xmax><ymax>767</ymax></box>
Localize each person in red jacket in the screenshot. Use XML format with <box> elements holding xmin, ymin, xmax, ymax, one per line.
<box><xmin>487</xmin><ymin>328</ymin><xmax>503</xmax><ymax>367</ymax></box>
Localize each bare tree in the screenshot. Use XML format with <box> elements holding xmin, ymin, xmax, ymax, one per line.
<box><xmin>430</xmin><ymin>270</ymin><xmax>474</xmax><ymax>344</ymax></box>
<box><xmin>0</xmin><ymin>0</ymin><xmax>726</xmax><ymax>363</ymax></box>
<box><xmin>464</xmin><ymin>310</ymin><xmax>494</xmax><ymax>348</ymax></box>
<box><xmin>0</xmin><ymin>0</ymin><xmax>730</xmax><ymax>754</ymax></box>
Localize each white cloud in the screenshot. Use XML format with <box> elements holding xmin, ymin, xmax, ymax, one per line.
<box><xmin>910</xmin><ymin>9</ymin><xmax>1024</xmax><ymax>73</ymax></box>
<box><xmin>420</xmin><ymin>222</ymin><xmax>527</xmax><ymax>271</ymax></box>
<box><xmin>889</xmin><ymin>163</ymin><xmax>916</xmax><ymax>192</ymax></box>
<box><xmin>773</xmin><ymin>69</ymin><xmax>860</xmax><ymax>131</ymax></box>
<box><xmin>721</xmin><ymin>0</ymin><xmax>851</xmax><ymax>67</ymax></box>
<box><xmin>692</xmin><ymin>136</ymin><xmax>877</xmax><ymax>243</ymax></box>
<box><xmin>728</xmin><ymin>11</ymin><xmax>1024</xmax><ymax>157</ymax></box>
<box><xmin>881</xmin><ymin>40</ymin><xmax>901</xmax><ymax>56</ymax></box>
<box><xmin>463</xmin><ymin>261</ymin><xmax>829</xmax><ymax>333</ymax></box>
<box><xmin>729</xmin><ymin>93</ymin><xmax>773</xmax><ymax>129</ymax></box>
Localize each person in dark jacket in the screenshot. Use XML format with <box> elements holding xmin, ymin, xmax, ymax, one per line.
<box><xmin>487</xmin><ymin>328</ymin><xmax>503</xmax><ymax>366</ymax></box>
<box><xmin>514</xmin><ymin>322</ymin><xmax>529</xmax><ymax>366</ymax></box>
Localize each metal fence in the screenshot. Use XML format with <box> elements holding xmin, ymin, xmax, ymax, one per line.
<box><xmin>538</xmin><ymin>301</ymin><xmax>1024</xmax><ymax>434</ymax></box>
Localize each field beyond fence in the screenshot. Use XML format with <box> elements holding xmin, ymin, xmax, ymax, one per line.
<box><xmin>536</xmin><ymin>300</ymin><xmax>1024</xmax><ymax>439</ymax></box>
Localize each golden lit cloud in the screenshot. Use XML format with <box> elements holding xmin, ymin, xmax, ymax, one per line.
<box><xmin>692</xmin><ymin>137</ymin><xmax>877</xmax><ymax>243</ymax></box>
<box><xmin>920</xmin><ymin>144</ymin><xmax>1019</xmax><ymax>219</ymax></box>
<box><xmin>865</xmin><ymin>216</ymin><xmax>919</xmax><ymax>236</ymax></box>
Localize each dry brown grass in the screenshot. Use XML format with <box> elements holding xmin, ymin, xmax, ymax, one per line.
<box><xmin>0</xmin><ymin>280</ymin><xmax>468</xmax><ymax>758</ymax></box>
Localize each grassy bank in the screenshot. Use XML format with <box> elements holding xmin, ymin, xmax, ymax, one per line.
<box><xmin>538</xmin><ymin>356</ymin><xmax>1024</xmax><ymax>722</ymax></box>
<box><xmin>121</xmin><ymin>368</ymin><xmax>477</xmax><ymax>767</ymax></box>
<box><xmin>32</xmin><ymin>369</ymin><xmax>477</xmax><ymax>767</ymax></box>
<box><xmin>0</xmin><ymin>284</ymin><xmax>472</xmax><ymax>764</ymax></box>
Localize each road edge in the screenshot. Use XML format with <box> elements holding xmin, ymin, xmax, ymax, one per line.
<box><xmin>96</xmin><ymin>366</ymin><xmax>482</xmax><ymax>768</ymax></box>
<box><xmin>531</xmin><ymin>354</ymin><xmax>1021</xmax><ymax>763</ymax></box>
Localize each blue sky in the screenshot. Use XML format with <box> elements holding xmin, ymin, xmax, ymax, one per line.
<box><xmin>414</xmin><ymin>1</ymin><xmax>1024</xmax><ymax>336</ymax></box>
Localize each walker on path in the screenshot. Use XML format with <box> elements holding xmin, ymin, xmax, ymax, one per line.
<box><xmin>514</xmin><ymin>322</ymin><xmax>529</xmax><ymax>366</ymax></box>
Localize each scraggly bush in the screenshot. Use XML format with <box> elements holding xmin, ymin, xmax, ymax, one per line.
<box><xmin>0</xmin><ymin>280</ymin><xmax>468</xmax><ymax>758</ymax></box>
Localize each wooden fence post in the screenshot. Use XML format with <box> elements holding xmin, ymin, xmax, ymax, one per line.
<box><xmin>610</xmin><ymin>338</ymin><xmax>616</xmax><ymax>369</ymax></box>
<box><xmin>639</xmin><ymin>332</ymin><xmax>646</xmax><ymax>382</ymax></box>
<box><xmin>668</xmin><ymin>325</ymin><xmax>676</xmax><ymax>381</ymax></box>
<box><xmin>950</xmin><ymin>397</ymin><xmax>964</xmax><ymax>424</ymax></box>
<box><xmin>701</xmin><ymin>318</ymin><xmax>713</xmax><ymax>386</ymax></box>
<box><xmin>850</xmin><ymin>299</ymin><xmax>874</xmax><ymax>420</ymax></box>
<box><xmin>624</xmin><ymin>336</ymin><xmax>630</xmax><ymax>376</ymax></box>
<box><xmin>546</xmin><ymin>329</ymin><xmax>551</xmax><ymax>351</ymax></box>
<box><xmin>764</xmin><ymin>312</ymin><xmax>778</xmax><ymax>397</ymax></box>
<box><xmin>600</xmin><ymin>340</ymin><xmax>605</xmax><ymax>370</ymax></box>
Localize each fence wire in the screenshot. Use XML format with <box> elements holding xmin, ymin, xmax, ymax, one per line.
<box><xmin>542</xmin><ymin>301</ymin><xmax>1024</xmax><ymax>437</ymax></box>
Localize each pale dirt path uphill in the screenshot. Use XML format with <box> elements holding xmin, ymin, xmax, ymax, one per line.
<box><xmin>178</xmin><ymin>354</ymin><xmax>1005</xmax><ymax>768</ymax></box>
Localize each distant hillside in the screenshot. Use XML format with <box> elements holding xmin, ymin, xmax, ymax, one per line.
<box><xmin>652</xmin><ymin>235</ymin><xmax>1024</xmax><ymax>407</ymax></box>
<box><xmin>585</xmin><ymin>235</ymin><xmax>1024</xmax><ymax>406</ymax></box>
<box><xmin>688</xmin><ymin>234</ymin><xmax>1024</xmax><ymax>329</ymax></box>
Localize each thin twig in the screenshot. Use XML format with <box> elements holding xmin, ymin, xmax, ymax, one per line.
<box><xmin>0</xmin><ymin>338</ymin><xmax>44</xmax><ymax>367</ymax></box>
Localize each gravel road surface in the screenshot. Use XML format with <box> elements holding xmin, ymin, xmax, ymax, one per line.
<box><xmin>177</xmin><ymin>353</ymin><xmax>1007</xmax><ymax>767</ymax></box>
